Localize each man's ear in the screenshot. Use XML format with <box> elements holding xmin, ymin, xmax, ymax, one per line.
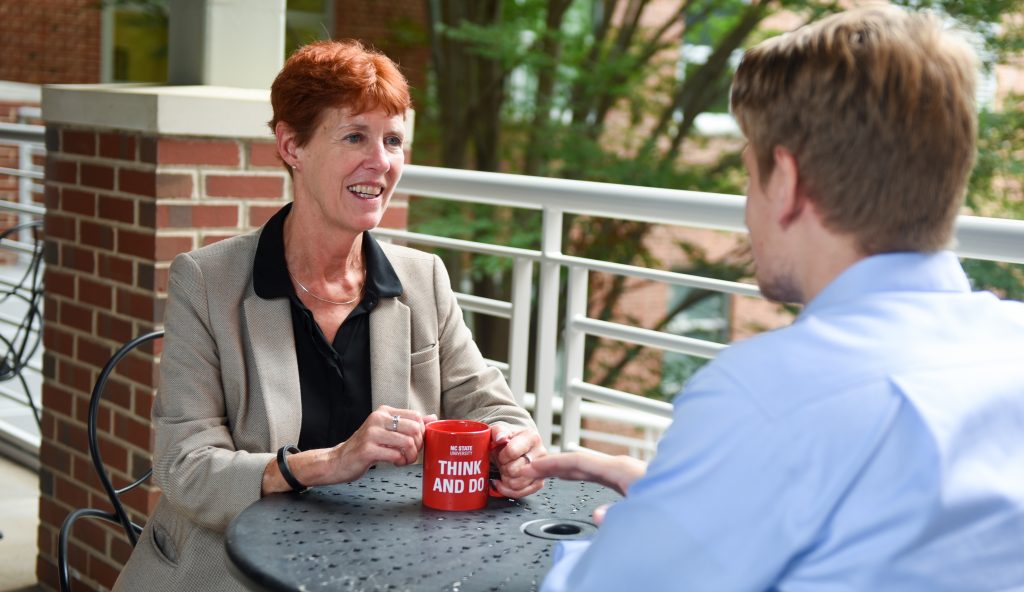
<box><xmin>771</xmin><ymin>145</ymin><xmax>805</xmax><ymax>229</ymax></box>
<box><xmin>275</xmin><ymin>121</ymin><xmax>300</xmax><ymax>169</ymax></box>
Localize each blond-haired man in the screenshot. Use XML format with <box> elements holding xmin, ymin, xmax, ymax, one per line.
<box><xmin>527</xmin><ymin>6</ymin><xmax>1024</xmax><ymax>590</ymax></box>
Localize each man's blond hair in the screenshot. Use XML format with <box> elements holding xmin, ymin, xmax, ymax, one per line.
<box><xmin>730</xmin><ymin>6</ymin><xmax>978</xmax><ymax>253</ymax></box>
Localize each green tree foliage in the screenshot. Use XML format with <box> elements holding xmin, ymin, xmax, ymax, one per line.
<box><xmin>962</xmin><ymin>100</ymin><xmax>1024</xmax><ymax>300</ymax></box>
<box><xmin>921</xmin><ymin>0</ymin><xmax>1024</xmax><ymax>300</ymax></box>
<box><xmin>413</xmin><ymin>0</ymin><xmax>1024</xmax><ymax>396</ymax></box>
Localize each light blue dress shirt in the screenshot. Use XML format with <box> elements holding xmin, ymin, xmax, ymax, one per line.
<box><xmin>543</xmin><ymin>252</ymin><xmax>1024</xmax><ymax>591</ymax></box>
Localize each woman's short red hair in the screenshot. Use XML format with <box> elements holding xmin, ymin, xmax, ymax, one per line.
<box><xmin>269</xmin><ymin>40</ymin><xmax>411</xmax><ymax>148</ymax></box>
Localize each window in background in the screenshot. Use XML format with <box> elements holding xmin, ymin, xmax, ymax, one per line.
<box><xmin>104</xmin><ymin>2</ymin><xmax>169</xmax><ymax>83</ymax></box>
<box><xmin>101</xmin><ymin>0</ymin><xmax>333</xmax><ymax>83</ymax></box>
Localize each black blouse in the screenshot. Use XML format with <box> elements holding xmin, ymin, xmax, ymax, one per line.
<box><xmin>252</xmin><ymin>204</ymin><xmax>403</xmax><ymax>451</ymax></box>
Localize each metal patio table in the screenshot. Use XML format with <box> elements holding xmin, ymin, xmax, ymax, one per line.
<box><xmin>225</xmin><ymin>464</ymin><xmax>620</xmax><ymax>591</ymax></box>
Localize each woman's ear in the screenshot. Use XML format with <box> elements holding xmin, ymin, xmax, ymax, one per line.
<box><xmin>275</xmin><ymin>121</ymin><xmax>301</xmax><ymax>170</ymax></box>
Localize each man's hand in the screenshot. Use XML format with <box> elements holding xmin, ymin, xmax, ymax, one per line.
<box><xmin>489</xmin><ymin>423</ymin><xmax>547</xmax><ymax>498</ymax></box>
<box><xmin>521</xmin><ymin>451</ymin><xmax>647</xmax><ymax>497</ymax></box>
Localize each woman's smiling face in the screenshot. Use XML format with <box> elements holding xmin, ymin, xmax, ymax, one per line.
<box><xmin>294</xmin><ymin>106</ymin><xmax>406</xmax><ymax>236</ymax></box>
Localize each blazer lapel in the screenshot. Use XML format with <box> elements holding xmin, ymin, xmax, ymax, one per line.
<box><xmin>243</xmin><ymin>292</ymin><xmax>301</xmax><ymax>449</ymax></box>
<box><xmin>370</xmin><ymin>297</ymin><xmax>410</xmax><ymax>409</ymax></box>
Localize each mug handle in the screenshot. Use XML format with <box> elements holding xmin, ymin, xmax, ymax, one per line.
<box><xmin>487</xmin><ymin>468</ymin><xmax>505</xmax><ymax>497</ymax></box>
<box><xmin>487</xmin><ymin>439</ymin><xmax>510</xmax><ymax>498</ymax></box>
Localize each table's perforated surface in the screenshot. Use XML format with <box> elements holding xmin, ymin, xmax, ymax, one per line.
<box><xmin>226</xmin><ymin>465</ymin><xmax>620</xmax><ymax>591</ymax></box>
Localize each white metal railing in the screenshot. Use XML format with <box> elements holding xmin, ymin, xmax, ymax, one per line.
<box><xmin>0</xmin><ymin>109</ymin><xmax>46</xmax><ymax>234</ymax></box>
<box><xmin>0</xmin><ymin>111</ymin><xmax>45</xmax><ymax>458</ymax></box>
<box><xmin>392</xmin><ymin>164</ymin><xmax>1024</xmax><ymax>458</ymax></box>
<box><xmin>1</xmin><ymin>115</ymin><xmax>1022</xmax><ymax>461</ymax></box>
<box><xmin>390</xmin><ymin>165</ymin><xmax>761</xmax><ymax>456</ymax></box>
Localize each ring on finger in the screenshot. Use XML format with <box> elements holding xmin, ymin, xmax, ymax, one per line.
<box><xmin>389</xmin><ymin>414</ymin><xmax>400</xmax><ymax>432</ymax></box>
<box><xmin>521</xmin><ymin>452</ymin><xmax>532</xmax><ymax>464</ymax></box>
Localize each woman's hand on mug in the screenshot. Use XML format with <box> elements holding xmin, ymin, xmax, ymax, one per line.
<box><xmin>489</xmin><ymin>423</ymin><xmax>547</xmax><ymax>498</ymax></box>
<box><xmin>330</xmin><ymin>406</ymin><xmax>432</xmax><ymax>482</ymax></box>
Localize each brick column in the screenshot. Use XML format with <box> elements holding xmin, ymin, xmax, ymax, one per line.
<box><xmin>36</xmin><ymin>84</ymin><xmax>412</xmax><ymax>591</ymax></box>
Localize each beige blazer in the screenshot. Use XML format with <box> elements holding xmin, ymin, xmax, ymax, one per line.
<box><xmin>114</xmin><ymin>227</ymin><xmax>534</xmax><ymax>591</ymax></box>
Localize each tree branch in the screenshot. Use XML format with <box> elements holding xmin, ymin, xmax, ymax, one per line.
<box><xmin>524</xmin><ymin>0</ymin><xmax>575</xmax><ymax>175</ymax></box>
<box><xmin>655</xmin><ymin>0</ymin><xmax>772</xmax><ymax>166</ymax></box>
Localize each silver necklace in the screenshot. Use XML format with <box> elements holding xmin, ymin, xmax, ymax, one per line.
<box><xmin>288</xmin><ymin>269</ymin><xmax>363</xmax><ymax>306</ymax></box>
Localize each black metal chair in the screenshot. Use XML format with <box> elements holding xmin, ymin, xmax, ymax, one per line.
<box><xmin>57</xmin><ymin>330</ymin><xmax>164</xmax><ymax>592</ymax></box>
<box><xmin>0</xmin><ymin>219</ymin><xmax>44</xmax><ymax>427</ymax></box>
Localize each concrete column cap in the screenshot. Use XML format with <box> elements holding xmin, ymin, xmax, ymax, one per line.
<box><xmin>41</xmin><ymin>84</ymin><xmax>274</xmax><ymax>139</ymax></box>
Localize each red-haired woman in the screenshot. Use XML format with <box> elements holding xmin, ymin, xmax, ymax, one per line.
<box><xmin>113</xmin><ymin>40</ymin><xmax>544</xmax><ymax>590</ymax></box>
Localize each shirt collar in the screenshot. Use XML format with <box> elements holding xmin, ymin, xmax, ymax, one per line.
<box><xmin>253</xmin><ymin>203</ymin><xmax>403</xmax><ymax>301</ymax></box>
<box><xmin>802</xmin><ymin>251</ymin><xmax>971</xmax><ymax>317</ymax></box>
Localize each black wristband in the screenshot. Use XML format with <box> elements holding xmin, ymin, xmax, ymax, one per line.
<box><xmin>276</xmin><ymin>444</ymin><xmax>309</xmax><ymax>493</ymax></box>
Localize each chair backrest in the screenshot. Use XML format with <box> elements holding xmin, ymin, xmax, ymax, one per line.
<box><xmin>89</xmin><ymin>330</ymin><xmax>164</xmax><ymax>544</ymax></box>
<box><xmin>0</xmin><ymin>219</ymin><xmax>44</xmax><ymax>425</ymax></box>
<box><xmin>59</xmin><ymin>330</ymin><xmax>164</xmax><ymax>591</ymax></box>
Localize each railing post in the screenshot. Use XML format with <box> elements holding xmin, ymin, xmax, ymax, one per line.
<box><xmin>533</xmin><ymin>207</ymin><xmax>562</xmax><ymax>448</ymax></box>
<box><xmin>507</xmin><ymin>258</ymin><xmax>533</xmax><ymax>407</ymax></box>
<box><xmin>562</xmin><ymin>266</ymin><xmax>588</xmax><ymax>451</ymax></box>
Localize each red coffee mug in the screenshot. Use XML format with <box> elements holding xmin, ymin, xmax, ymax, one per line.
<box><xmin>422</xmin><ymin>420</ymin><xmax>496</xmax><ymax>511</ymax></box>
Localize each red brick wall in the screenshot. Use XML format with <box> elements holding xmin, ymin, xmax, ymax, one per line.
<box><xmin>0</xmin><ymin>0</ymin><xmax>102</xmax><ymax>84</ymax></box>
<box><xmin>334</xmin><ymin>0</ymin><xmax>430</xmax><ymax>95</ymax></box>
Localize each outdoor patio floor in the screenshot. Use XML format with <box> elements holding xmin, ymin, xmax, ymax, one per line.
<box><xmin>0</xmin><ymin>453</ymin><xmax>41</xmax><ymax>592</ymax></box>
